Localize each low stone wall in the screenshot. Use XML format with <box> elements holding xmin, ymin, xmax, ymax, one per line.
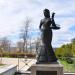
<box><xmin>64</xmin><ymin>73</ymin><xmax>75</xmax><ymax>75</ymax></box>
<box><xmin>20</xmin><ymin>72</ymin><xmax>75</xmax><ymax>75</ymax></box>
<box><xmin>0</xmin><ymin>65</ymin><xmax>17</xmax><ymax>75</ymax></box>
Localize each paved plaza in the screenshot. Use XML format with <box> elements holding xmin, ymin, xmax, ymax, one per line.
<box><xmin>0</xmin><ymin>58</ymin><xmax>36</xmax><ymax>71</ymax></box>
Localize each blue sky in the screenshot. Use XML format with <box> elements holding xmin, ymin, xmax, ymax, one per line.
<box><xmin>0</xmin><ymin>0</ymin><xmax>75</xmax><ymax>47</ymax></box>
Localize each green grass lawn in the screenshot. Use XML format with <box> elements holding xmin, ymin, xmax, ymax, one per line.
<box><xmin>59</xmin><ymin>59</ymin><xmax>75</xmax><ymax>72</ymax></box>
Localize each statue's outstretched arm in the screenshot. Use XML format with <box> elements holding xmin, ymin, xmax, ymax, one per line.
<box><xmin>51</xmin><ymin>18</ymin><xmax>57</xmax><ymax>27</ymax></box>
<box><xmin>51</xmin><ymin>13</ymin><xmax>57</xmax><ymax>27</ymax></box>
<box><xmin>51</xmin><ymin>13</ymin><xmax>60</xmax><ymax>29</ymax></box>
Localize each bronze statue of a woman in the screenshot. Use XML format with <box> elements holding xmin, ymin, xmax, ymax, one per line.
<box><xmin>36</xmin><ymin>9</ymin><xmax>60</xmax><ymax>64</ymax></box>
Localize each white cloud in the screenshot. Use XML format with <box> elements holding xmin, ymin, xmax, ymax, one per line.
<box><xmin>0</xmin><ymin>0</ymin><xmax>75</xmax><ymax>47</ymax></box>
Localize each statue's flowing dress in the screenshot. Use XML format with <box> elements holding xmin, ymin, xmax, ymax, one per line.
<box><xmin>38</xmin><ymin>18</ymin><xmax>57</xmax><ymax>62</ymax></box>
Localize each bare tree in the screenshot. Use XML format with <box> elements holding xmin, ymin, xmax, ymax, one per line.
<box><xmin>20</xmin><ymin>18</ymin><xmax>31</xmax><ymax>52</ymax></box>
<box><xmin>0</xmin><ymin>37</ymin><xmax>11</xmax><ymax>52</ymax></box>
<box><xmin>17</xmin><ymin>41</ymin><xmax>23</xmax><ymax>52</ymax></box>
<box><xmin>35</xmin><ymin>37</ymin><xmax>42</xmax><ymax>54</ymax></box>
<box><xmin>0</xmin><ymin>37</ymin><xmax>11</xmax><ymax>64</ymax></box>
<box><xmin>8</xmin><ymin>40</ymin><xmax>11</xmax><ymax>53</ymax></box>
<box><xmin>28</xmin><ymin>39</ymin><xmax>32</xmax><ymax>53</ymax></box>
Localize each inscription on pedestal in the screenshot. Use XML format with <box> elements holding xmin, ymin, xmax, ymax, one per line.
<box><xmin>37</xmin><ymin>71</ymin><xmax>57</xmax><ymax>75</ymax></box>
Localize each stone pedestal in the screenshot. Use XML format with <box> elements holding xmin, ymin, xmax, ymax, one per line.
<box><xmin>31</xmin><ymin>64</ymin><xmax>63</xmax><ymax>75</ymax></box>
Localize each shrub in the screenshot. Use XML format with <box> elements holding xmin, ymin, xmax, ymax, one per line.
<box><xmin>66</xmin><ymin>57</ymin><xmax>74</xmax><ymax>64</ymax></box>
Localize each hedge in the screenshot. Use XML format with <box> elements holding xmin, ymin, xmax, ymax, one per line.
<box><xmin>0</xmin><ymin>52</ymin><xmax>36</xmax><ymax>58</ymax></box>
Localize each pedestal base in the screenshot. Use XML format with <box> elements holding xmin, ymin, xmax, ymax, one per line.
<box><xmin>31</xmin><ymin>64</ymin><xmax>63</xmax><ymax>75</ymax></box>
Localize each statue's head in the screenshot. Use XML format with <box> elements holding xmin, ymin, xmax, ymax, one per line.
<box><xmin>43</xmin><ymin>9</ymin><xmax>50</xmax><ymax>18</ymax></box>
